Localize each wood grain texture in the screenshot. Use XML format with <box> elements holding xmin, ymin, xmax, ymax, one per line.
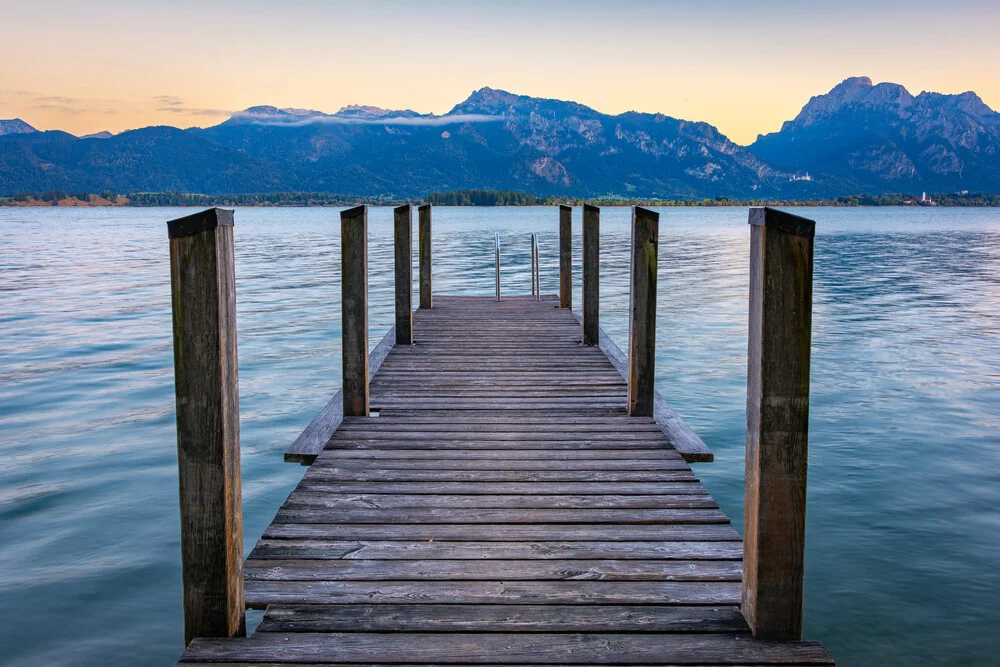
<box><xmin>256</xmin><ymin>603</ymin><xmax>747</xmax><ymax>633</ymax></box>
<box><xmin>182</xmin><ymin>632</ymin><xmax>834</xmax><ymax>664</ymax></box>
<box><xmin>178</xmin><ymin>293</ymin><xmax>830</xmax><ymax>665</ymax></box>
<box><xmin>627</xmin><ymin>206</ymin><xmax>659</xmax><ymax>417</ymax></box>
<box><xmin>742</xmin><ymin>207</ymin><xmax>815</xmax><ymax>641</ymax></box>
<box><xmin>394</xmin><ymin>204</ymin><xmax>413</xmax><ymax>345</ymax></box>
<box><xmin>418</xmin><ymin>204</ymin><xmax>432</xmax><ymax>309</ymax></box>
<box><xmin>167</xmin><ymin>208</ymin><xmax>245</xmax><ymax>645</ymax></box>
<box><xmin>582</xmin><ymin>204</ymin><xmax>600</xmax><ymax>345</ymax></box>
<box><xmin>341</xmin><ymin>205</ymin><xmax>369</xmax><ymax>417</ymax></box>
<box><xmin>559</xmin><ymin>205</ymin><xmax>572</xmax><ymax>309</ymax></box>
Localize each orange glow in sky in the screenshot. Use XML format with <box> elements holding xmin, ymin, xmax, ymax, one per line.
<box><xmin>2</xmin><ymin>1</ymin><xmax>998</xmax><ymax>145</ymax></box>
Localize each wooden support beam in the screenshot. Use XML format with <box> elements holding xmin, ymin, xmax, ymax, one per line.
<box><xmin>418</xmin><ymin>204</ymin><xmax>432</xmax><ymax>309</ymax></box>
<box><xmin>166</xmin><ymin>208</ymin><xmax>245</xmax><ymax>646</ymax></box>
<box><xmin>559</xmin><ymin>205</ymin><xmax>572</xmax><ymax>309</ymax></box>
<box><xmin>627</xmin><ymin>206</ymin><xmax>659</xmax><ymax>417</ymax></box>
<box><xmin>581</xmin><ymin>204</ymin><xmax>600</xmax><ymax>346</ymax></box>
<box><xmin>394</xmin><ymin>204</ymin><xmax>413</xmax><ymax>345</ymax></box>
<box><xmin>341</xmin><ymin>205</ymin><xmax>369</xmax><ymax>417</ymax></box>
<box><xmin>742</xmin><ymin>206</ymin><xmax>815</xmax><ymax>640</ymax></box>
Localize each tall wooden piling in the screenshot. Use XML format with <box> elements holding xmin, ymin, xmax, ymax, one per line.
<box><xmin>418</xmin><ymin>204</ymin><xmax>432</xmax><ymax>309</ymax></box>
<box><xmin>742</xmin><ymin>206</ymin><xmax>815</xmax><ymax>640</ymax></box>
<box><xmin>581</xmin><ymin>204</ymin><xmax>600</xmax><ymax>345</ymax></box>
<box><xmin>627</xmin><ymin>206</ymin><xmax>659</xmax><ymax>417</ymax></box>
<box><xmin>341</xmin><ymin>205</ymin><xmax>369</xmax><ymax>417</ymax></box>
<box><xmin>167</xmin><ymin>208</ymin><xmax>245</xmax><ymax>646</ymax></box>
<box><xmin>394</xmin><ymin>204</ymin><xmax>413</xmax><ymax>345</ymax></box>
<box><xmin>559</xmin><ymin>204</ymin><xmax>572</xmax><ymax>309</ymax></box>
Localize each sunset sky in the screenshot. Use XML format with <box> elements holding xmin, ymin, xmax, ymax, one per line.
<box><xmin>2</xmin><ymin>0</ymin><xmax>998</xmax><ymax>145</ymax></box>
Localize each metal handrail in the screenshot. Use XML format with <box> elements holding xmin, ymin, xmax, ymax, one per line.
<box><xmin>495</xmin><ymin>232</ymin><xmax>501</xmax><ymax>302</ymax></box>
<box><xmin>530</xmin><ymin>232</ymin><xmax>540</xmax><ymax>301</ymax></box>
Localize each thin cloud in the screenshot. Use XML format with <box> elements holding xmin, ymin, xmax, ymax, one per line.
<box><xmin>231</xmin><ymin>112</ymin><xmax>504</xmax><ymax>127</ymax></box>
<box><xmin>156</xmin><ymin>106</ymin><xmax>231</xmax><ymax>116</ymax></box>
<box><xmin>154</xmin><ymin>95</ymin><xmax>183</xmax><ymax>107</ymax></box>
<box><xmin>153</xmin><ymin>95</ymin><xmax>230</xmax><ymax>117</ymax></box>
<box><xmin>35</xmin><ymin>95</ymin><xmax>81</xmax><ymax>104</ymax></box>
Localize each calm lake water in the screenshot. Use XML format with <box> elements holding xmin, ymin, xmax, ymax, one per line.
<box><xmin>1</xmin><ymin>206</ymin><xmax>998</xmax><ymax>666</ymax></box>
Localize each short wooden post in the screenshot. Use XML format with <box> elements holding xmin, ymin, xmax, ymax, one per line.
<box><xmin>581</xmin><ymin>204</ymin><xmax>600</xmax><ymax>345</ymax></box>
<box><xmin>341</xmin><ymin>205</ymin><xmax>369</xmax><ymax>417</ymax></box>
<box><xmin>394</xmin><ymin>204</ymin><xmax>413</xmax><ymax>345</ymax></box>
<box><xmin>418</xmin><ymin>204</ymin><xmax>432</xmax><ymax>309</ymax></box>
<box><xmin>627</xmin><ymin>206</ymin><xmax>659</xmax><ymax>417</ymax></box>
<box><xmin>742</xmin><ymin>206</ymin><xmax>815</xmax><ymax>640</ymax></box>
<box><xmin>167</xmin><ymin>208</ymin><xmax>245</xmax><ymax>646</ymax></box>
<box><xmin>559</xmin><ymin>205</ymin><xmax>572</xmax><ymax>309</ymax></box>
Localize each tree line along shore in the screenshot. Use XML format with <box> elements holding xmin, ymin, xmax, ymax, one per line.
<box><xmin>2</xmin><ymin>189</ymin><xmax>999</xmax><ymax>208</ymax></box>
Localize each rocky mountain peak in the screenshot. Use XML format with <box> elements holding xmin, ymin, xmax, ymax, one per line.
<box><xmin>0</xmin><ymin>118</ymin><xmax>38</xmax><ymax>136</ymax></box>
<box><xmin>786</xmin><ymin>76</ymin><xmax>914</xmax><ymax>129</ymax></box>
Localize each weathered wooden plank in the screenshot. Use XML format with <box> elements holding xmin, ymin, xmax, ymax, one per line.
<box><xmin>181</xmin><ymin>632</ymin><xmax>834</xmax><ymax>664</ymax></box>
<box><xmin>341</xmin><ymin>205</ymin><xmax>369</xmax><ymax>417</ymax></box>
<box><xmin>243</xmin><ymin>580</ymin><xmax>741</xmax><ymax>606</ymax></box>
<box><xmin>325</xmin><ymin>438</ymin><xmax>679</xmax><ymax>450</ymax></box>
<box><xmin>282</xmin><ymin>494</ymin><xmax>714</xmax><ymax>510</ymax></box>
<box><xmin>301</xmin><ymin>469</ymin><xmax>698</xmax><ymax>483</ymax></box>
<box><xmin>167</xmin><ymin>207</ymin><xmax>245</xmax><ymax>645</ymax></box>
<box><xmin>284</xmin><ymin>326</ymin><xmax>396</xmax><ymax>464</ymax></box>
<box><xmin>582</xmin><ymin>204</ymin><xmax>599</xmax><ymax>345</ymax></box>
<box><xmin>316</xmin><ymin>448</ymin><xmax>676</xmax><ymax>459</ymax></box>
<box><xmin>256</xmin><ymin>603</ymin><xmax>747</xmax><ymax>633</ymax></box>
<box><xmin>559</xmin><ymin>204</ymin><xmax>572</xmax><ymax>309</ymax></box>
<box><xmin>394</xmin><ymin>204</ymin><xmax>413</xmax><ymax>345</ymax></box>
<box><xmin>244</xmin><ymin>559</ymin><xmax>742</xmax><ymax>582</ymax></box>
<box><xmin>248</xmin><ymin>539</ymin><xmax>744</xmax><ymax>561</ymax></box>
<box><xmin>273</xmin><ymin>507</ymin><xmax>728</xmax><ymax>525</ymax></box>
<box><xmin>295</xmin><ymin>481</ymin><xmax>708</xmax><ymax>495</ymax></box>
<box><xmin>340</xmin><ymin>415</ymin><xmax>660</xmax><ymax>427</ymax></box>
<box><xmin>309</xmin><ymin>458</ymin><xmax>689</xmax><ymax>470</ymax></box>
<box><xmin>743</xmin><ymin>207</ymin><xmax>815</xmax><ymax>641</ymax></box>
<box><xmin>263</xmin><ymin>523</ymin><xmax>740</xmax><ymax>542</ymax></box>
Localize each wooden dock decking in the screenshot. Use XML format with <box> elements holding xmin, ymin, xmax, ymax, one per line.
<box><xmin>178</xmin><ymin>295</ymin><xmax>833</xmax><ymax>665</ymax></box>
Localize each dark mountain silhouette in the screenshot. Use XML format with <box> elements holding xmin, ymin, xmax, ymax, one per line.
<box><xmin>750</xmin><ymin>76</ymin><xmax>1000</xmax><ymax>193</ymax></box>
<box><xmin>2</xmin><ymin>79</ymin><xmax>998</xmax><ymax>197</ymax></box>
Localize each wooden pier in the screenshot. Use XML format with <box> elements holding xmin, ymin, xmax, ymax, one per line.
<box><xmin>170</xmin><ymin>205</ymin><xmax>832</xmax><ymax>665</ymax></box>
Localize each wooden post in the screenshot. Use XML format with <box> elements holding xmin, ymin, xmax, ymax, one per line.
<box><xmin>341</xmin><ymin>205</ymin><xmax>369</xmax><ymax>417</ymax></box>
<box><xmin>394</xmin><ymin>204</ymin><xmax>413</xmax><ymax>345</ymax></box>
<box><xmin>627</xmin><ymin>206</ymin><xmax>659</xmax><ymax>417</ymax></box>
<box><xmin>581</xmin><ymin>204</ymin><xmax>599</xmax><ymax>345</ymax></box>
<box><xmin>167</xmin><ymin>208</ymin><xmax>245</xmax><ymax>646</ymax></box>
<box><xmin>742</xmin><ymin>206</ymin><xmax>815</xmax><ymax>640</ymax></box>
<box><xmin>559</xmin><ymin>205</ymin><xmax>572</xmax><ymax>309</ymax></box>
<box><xmin>418</xmin><ymin>204</ymin><xmax>432</xmax><ymax>309</ymax></box>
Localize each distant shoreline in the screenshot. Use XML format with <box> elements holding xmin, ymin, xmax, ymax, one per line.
<box><xmin>3</xmin><ymin>189</ymin><xmax>999</xmax><ymax>208</ymax></box>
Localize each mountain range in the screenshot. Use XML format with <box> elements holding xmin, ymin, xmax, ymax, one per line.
<box><xmin>2</xmin><ymin>76</ymin><xmax>998</xmax><ymax>198</ymax></box>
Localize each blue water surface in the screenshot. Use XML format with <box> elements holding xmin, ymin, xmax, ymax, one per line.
<box><xmin>0</xmin><ymin>206</ymin><xmax>997</xmax><ymax>666</ymax></box>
